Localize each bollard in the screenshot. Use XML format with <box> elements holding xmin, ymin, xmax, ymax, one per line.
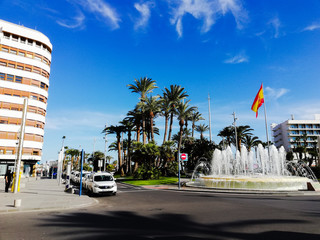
<box><xmin>14</xmin><ymin>199</ymin><xmax>21</xmax><ymax>207</ymax></box>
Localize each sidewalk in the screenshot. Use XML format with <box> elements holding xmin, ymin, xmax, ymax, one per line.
<box><xmin>0</xmin><ymin>177</ymin><xmax>97</xmax><ymax>214</ymax></box>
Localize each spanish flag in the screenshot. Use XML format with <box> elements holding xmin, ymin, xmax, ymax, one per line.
<box><xmin>251</xmin><ymin>84</ymin><xmax>264</xmax><ymax>118</ymax></box>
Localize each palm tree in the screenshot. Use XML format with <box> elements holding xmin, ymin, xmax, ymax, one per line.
<box><xmin>64</xmin><ymin>148</ymin><xmax>80</xmax><ymax>170</ymax></box>
<box><xmin>190</xmin><ymin>111</ymin><xmax>204</xmax><ymax>138</ymax></box>
<box><xmin>160</xmin><ymin>95</ymin><xmax>171</xmax><ymax>144</ymax></box>
<box><xmin>119</xmin><ymin>119</ymin><xmax>135</xmax><ymax>174</ymax></box>
<box><xmin>163</xmin><ymin>85</ymin><xmax>188</xmax><ymax>141</ymax></box>
<box><xmin>127</xmin><ymin>77</ymin><xmax>158</xmax><ymax>144</ymax></box>
<box><xmin>126</xmin><ymin>108</ymin><xmax>142</xmax><ymax>142</ymax></box>
<box><xmin>218</xmin><ymin>126</ymin><xmax>234</xmax><ymax>147</ymax></box>
<box><xmin>175</xmin><ymin>100</ymin><xmax>196</xmax><ymax>154</ymax></box>
<box><xmin>243</xmin><ymin>135</ymin><xmax>262</xmax><ymax>152</ymax></box>
<box><xmin>195</xmin><ymin>124</ymin><xmax>209</xmax><ymax>140</ymax></box>
<box><xmin>139</xmin><ymin>95</ymin><xmax>161</xmax><ymax>142</ymax></box>
<box><xmin>232</xmin><ymin>125</ymin><xmax>254</xmax><ymax>152</ymax></box>
<box><xmin>102</xmin><ymin>125</ymin><xmax>126</xmax><ymax>176</ymax></box>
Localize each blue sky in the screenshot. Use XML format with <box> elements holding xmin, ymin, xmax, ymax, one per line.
<box><xmin>1</xmin><ymin>0</ymin><xmax>320</xmax><ymax>162</ymax></box>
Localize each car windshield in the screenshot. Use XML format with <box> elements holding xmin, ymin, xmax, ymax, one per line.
<box><xmin>94</xmin><ymin>175</ymin><xmax>113</xmax><ymax>182</ymax></box>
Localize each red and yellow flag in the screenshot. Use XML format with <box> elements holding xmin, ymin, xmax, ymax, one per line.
<box><xmin>251</xmin><ymin>84</ymin><xmax>264</xmax><ymax>118</ymax></box>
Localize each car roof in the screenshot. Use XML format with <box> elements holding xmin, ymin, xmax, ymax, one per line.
<box><xmin>93</xmin><ymin>172</ymin><xmax>113</xmax><ymax>176</ymax></box>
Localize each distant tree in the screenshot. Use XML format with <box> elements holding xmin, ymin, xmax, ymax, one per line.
<box><xmin>103</xmin><ymin>125</ymin><xmax>126</xmax><ymax>176</ymax></box>
<box><xmin>195</xmin><ymin>124</ymin><xmax>209</xmax><ymax>140</ymax></box>
<box><xmin>163</xmin><ymin>85</ymin><xmax>188</xmax><ymax>141</ymax></box>
<box><xmin>218</xmin><ymin>126</ymin><xmax>234</xmax><ymax>147</ymax></box>
<box><xmin>190</xmin><ymin>111</ymin><xmax>204</xmax><ymax>138</ymax></box>
<box><xmin>243</xmin><ymin>135</ymin><xmax>262</xmax><ymax>152</ymax></box>
<box><xmin>127</xmin><ymin>77</ymin><xmax>158</xmax><ymax>144</ymax></box>
<box><xmin>175</xmin><ymin>100</ymin><xmax>196</xmax><ymax>154</ymax></box>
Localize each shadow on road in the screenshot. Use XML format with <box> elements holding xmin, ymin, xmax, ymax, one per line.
<box><xmin>39</xmin><ymin>211</ymin><xmax>320</xmax><ymax>240</ymax></box>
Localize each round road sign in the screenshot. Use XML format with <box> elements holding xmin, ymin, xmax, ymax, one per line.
<box><xmin>180</xmin><ymin>153</ymin><xmax>187</xmax><ymax>160</ymax></box>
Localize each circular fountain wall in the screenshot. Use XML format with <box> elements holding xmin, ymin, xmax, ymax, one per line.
<box><xmin>187</xmin><ymin>144</ymin><xmax>316</xmax><ymax>191</ymax></box>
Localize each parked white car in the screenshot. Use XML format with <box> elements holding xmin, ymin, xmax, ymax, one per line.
<box><xmin>86</xmin><ymin>172</ymin><xmax>117</xmax><ymax>196</ymax></box>
<box><xmin>81</xmin><ymin>172</ymin><xmax>92</xmax><ymax>189</ymax></box>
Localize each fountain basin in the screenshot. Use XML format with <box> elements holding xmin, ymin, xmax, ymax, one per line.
<box><xmin>187</xmin><ymin>175</ymin><xmax>311</xmax><ymax>191</ymax></box>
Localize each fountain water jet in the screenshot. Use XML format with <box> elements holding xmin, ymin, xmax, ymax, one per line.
<box><xmin>187</xmin><ymin>144</ymin><xmax>319</xmax><ymax>191</ymax></box>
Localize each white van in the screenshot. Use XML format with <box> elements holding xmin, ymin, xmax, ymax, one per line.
<box><xmin>86</xmin><ymin>172</ymin><xmax>117</xmax><ymax>196</ymax></box>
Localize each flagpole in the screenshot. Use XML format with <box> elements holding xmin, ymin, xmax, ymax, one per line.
<box><xmin>262</xmin><ymin>84</ymin><xmax>271</xmax><ymax>156</ymax></box>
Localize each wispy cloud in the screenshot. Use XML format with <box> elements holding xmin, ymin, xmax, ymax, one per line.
<box><xmin>268</xmin><ymin>17</ymin><xmax>281</xmax><ymax>38</ymax></box>
<box><xmin>224</xmin><ymin>52</ymin><xmax>248</xmax><ymax>64</ymax></box>
<box><xmin>169</xmin><ymin>0</ymin><xmax>248</xmax><ymax>38</ymax></box>
<box><xmin>78</xmin><ymin>0</ymin><xmax>121</xmax><ymax>29</ymax></box>
<box><xmin>56</xmin><ymin>11</ymin><xmax>85</xmax><ymax>29</ymax></box>
<box><xmin>303</xmin><ymin>23</ymin><xmax>320</xmax><ymax>31</ymax></box>
<box><xmin>265</xmin><ymin>86</ymin><xmax>289</xmax><ymax>100</ymax></box>
<box><xmin>134</xmin><ymin>1</ymin><xmax>154</xmax><ymax>30</ymax></box>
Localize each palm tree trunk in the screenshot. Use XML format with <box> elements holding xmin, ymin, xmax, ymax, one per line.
<box><xmin>127</xmin><ymin>131</ymin><xmax>131</xmax><ymax>174</ymax></box>
<box><xmin>178</xmin><ymin>125</ymin><xmax>183</xmax><ymax>154</ymax></box>
<box><xmin>151</xmin><ymin>116</ymin><xmax>154</xmax><ymax>142</ymax></box>
<box><xmin>117</xmin><ymin>135</ymin><xmax>124</xmax><ymax>176</ymax></box>
<box><xmin>168</xmin><ymin>112</ymin><xmax>174</xmax><ymax>141</ymax></box>
<box><xmin>136</xmin><ymin>124</ymin><xmax>141</xmax><ymax>142</ymax></box>
<box><xmin>163</xmin><ymin>115</ymin><xmax>169</xmax><ymax>144</ymax></box>
<box><xmin>192</xmin><ymin>122</ymin><xmax>195</xmax><ymax>138</ymax></box>
<box><xmin>142</xmin><ymin>115</ymin><xmax>146</xmax><ymax>144</ymax></box>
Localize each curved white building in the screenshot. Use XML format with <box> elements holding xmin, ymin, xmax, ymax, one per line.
<box><xmin>0</xmin><ymin>19</ymin><xmax>52</xmax><ymax>176</ymax></box>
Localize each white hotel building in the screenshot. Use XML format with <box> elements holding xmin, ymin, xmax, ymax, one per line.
<box><xmin>271</xmin><ymin>115</ymin><xmax>320</xmax><ymax>153</ymax></box>
<box><xmin>0</xmin><ymin>20</ymin><xmax>52</xmax><ymax>176</ymax></box>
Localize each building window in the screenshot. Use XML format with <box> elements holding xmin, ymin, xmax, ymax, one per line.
<box><xmin>17</xmin><ymin>65</ymin><xmax>24</xmax><ymax>70</ymax></box>
<box><xmin>20</xmin><ymin>37</ymin><xmax>26</xmax><ymax>44</ymax></box>
<box><xmin>18</xmin><ymin>51</ymin><xmax>25</xmax><ymax>57</ymax></box>
<box><xmin>7</xmin><ymin>75</ymin><xmax>14</xmax><ymax>81</ymax></box>
<box><xmin>9</xmin><ymin>49</ymin><xmax>17</xmax><ymax>55</ymax></box>
<box><xmin>3</xmin><ymin>32</ymin><xmax>10</xmax><ymax>39</ymax></box>
<box><xmin>1</xmin><ymin>47</ymin><xmax>9</xmax><ymax>53</ymax></box>
<box><xmin>12</xmin><ymin>35</ymin><xmax>19</xmax><ymax>42</ymax></box>
<box><xmin>15</xmin><ymin>76</ymin><xmax>22</xmax><ymax>83</ymax></box>
<box><xmin>8</xmin><ymin>63</ymin><xmax>15</xmax><ymax>68</ymax></box>
<box><xmin>0</xmin><ymin>73</ymin><xmax>5</xmax><ymax>80</ymax></box>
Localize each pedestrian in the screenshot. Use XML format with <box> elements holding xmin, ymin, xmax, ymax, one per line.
<box><xmin>5</xmin><ymin>169</ymin><xmax>12</xmax><ymax>192</ymax></box>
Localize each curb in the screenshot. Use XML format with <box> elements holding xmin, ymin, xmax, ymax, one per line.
<box><xmin>0</xmin><ymin>197</ymin><xmax>99</xmax><ymax>215</ymax></box>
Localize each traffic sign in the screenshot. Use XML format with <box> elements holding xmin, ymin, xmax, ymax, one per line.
<box><xmin>180</xmin><ymin>153</ymin><xmax>188</xmax><ymax>161</ymax></box>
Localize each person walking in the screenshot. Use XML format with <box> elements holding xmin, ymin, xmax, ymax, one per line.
<box><xmin>5</xmin><ymin>169</ymin><xmax>12</xmax><ymax>192</ymax></box>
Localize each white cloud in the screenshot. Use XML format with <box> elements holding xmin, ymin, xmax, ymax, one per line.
<box><xmin>224</xmin><ymin>52</ymin><xmax>248</xmax><ymax>64</ymax></box>
<box><xmin>78</xmin><ymin>0</ymin><xmax>121</xmax><ymax>29</ymax></box>
<box><xmin>265</xmin><ymin>86</ymin><xmax>289</xmax><ymax>100</ymax></box>
<box><xmin>56</xmin><ymin>12</ymin><xmax>85</xmax><ymax>29</ymax></box>
<box><xmin>134</xmin><ymin>1</ymin><xmax>154</xmax><ymax>30</ymax></box>
<box><xmin>303</xmin><ymin>23</ymin><xmax>320</xmax><ymax>31</ymax></box>
<box><xmin>169</xmin><ymin>0</ymin><xmax>248</xmax><ymax>38</ymax></box>
<box><xmin>268</xmin><ymin>17</ymin><xmax>281</xmax><ymax>38</ymax></box>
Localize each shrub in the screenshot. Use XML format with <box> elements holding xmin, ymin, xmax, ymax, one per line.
<box><xmin>133</xmin><ymin>164</ymin><xmax>161</xmax><ymax>180</ymax></box>
<box><xmin>165</xmin><ymin>161</ymin><xmax>178</xmax><ymax>177</ymax></box>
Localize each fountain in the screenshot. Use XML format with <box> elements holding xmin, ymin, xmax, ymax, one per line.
<box><xmin>187</xmin><ymin>144</ymin><xmax>319</xmax><ymax>191</ymax></box>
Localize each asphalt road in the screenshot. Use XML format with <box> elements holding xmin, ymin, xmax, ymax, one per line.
<box><xmin>1</xmin><ymin>183</ymin><xmax>320</xmax><ymax>240</ymax></box>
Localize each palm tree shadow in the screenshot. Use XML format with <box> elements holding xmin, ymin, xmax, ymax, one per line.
<box><xmin>39</xmin><ymin>211</ymin><xmax>320</xmax><ymax>240</ymax></box>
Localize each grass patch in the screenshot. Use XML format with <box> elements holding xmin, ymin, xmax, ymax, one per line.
<box><xmin>121</xmin><ymin>177</ymin><xmax>178</xmax><ymax>186</ymax></box>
